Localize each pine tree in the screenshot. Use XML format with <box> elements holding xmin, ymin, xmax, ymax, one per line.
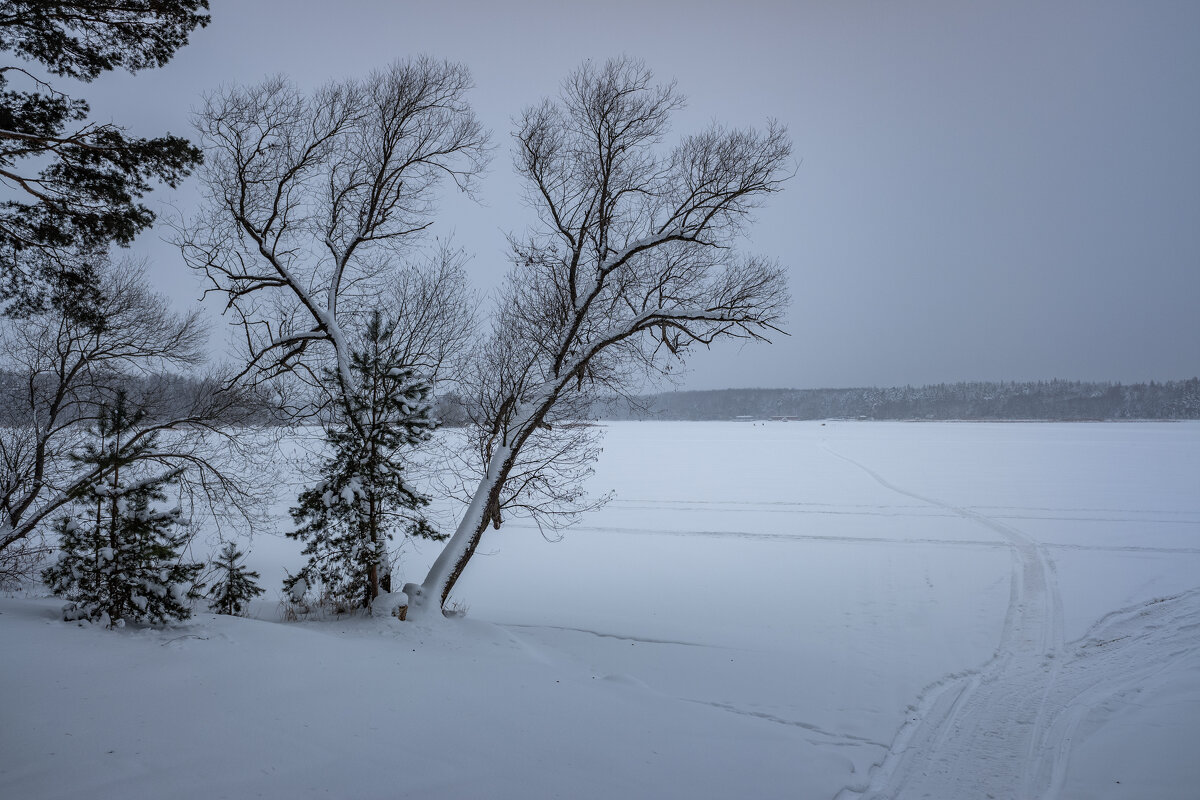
<box><xmin>286</xmin><ymin>311</ymin><xmax>446</xmax><ymax>612</ymax></box>
<box><xmin>42</xmin><ymin>392</ymin><xmax>202</xmax><ymax>628</ymax></box>
<box><xmin>206</xmin><ymin>541</ymin><xmax>264</xmax><ymax>616</ymax></box>
<box><xmin>1</xmin><ymin>2</ymin><xmax>208</xmax><ymax>318</ymax></box>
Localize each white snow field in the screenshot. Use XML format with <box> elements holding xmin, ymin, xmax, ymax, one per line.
<box><xmin>3</xmin><ymin>421</ymin><xmax>1198</xmax><ymax>799</ymax></box>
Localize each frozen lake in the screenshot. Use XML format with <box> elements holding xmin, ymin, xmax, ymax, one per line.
<box><xmin>4</xmin><ymin>420</ymin><xmax>1198</xmax><ymax>799</ymax></box>
<box><xmin>458</xmin><ymin>421</ymin><xmax>1200</xmax><ymax>640</ymax></box>
<box><xmin>456</xmin><ymin>420</ymin><xmax>1200</xmax><ymax>797</ymax></box>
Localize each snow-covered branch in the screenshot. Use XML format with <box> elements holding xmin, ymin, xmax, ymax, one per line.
<box><xmin>408</xmin><ymin>57</ymin><xmax>791</xmax><ymax>615</ymax></box>
<box><xmin>178</xmin><ymin>59</ymin><xmax>489</xmax><ymax>421</ymax></box>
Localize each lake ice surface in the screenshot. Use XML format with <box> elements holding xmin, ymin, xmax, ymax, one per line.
<box><xmin>3</xmin><ymin>421</ymin><xmax>1197</xmax><ymax>798</ymax></box>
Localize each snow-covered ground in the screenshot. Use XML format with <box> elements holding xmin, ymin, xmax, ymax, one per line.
<box><xmin>3</xmin><ymin>421</ymin><xmax>1198</xmax><ymax>799</ymax></box>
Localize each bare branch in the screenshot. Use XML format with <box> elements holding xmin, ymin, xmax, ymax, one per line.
<box><xmin>0</xmin><ymin>258</ymin><xmax>275</xmax><ymax>585</ymax></box>
<box><xmin>177</xmin><ymin>59</ymin><xmax>490</xmax><ymax>418</ymax></box>
<box><xmin>407</xmin><ymin>57</ymin><xmax>793</xmax><ymax>615</ymax></box>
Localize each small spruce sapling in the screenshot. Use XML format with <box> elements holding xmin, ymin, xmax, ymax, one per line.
<box><xmin>286</xmin><ymin>311</ymin><xmax>446</xmax><ymax>612</ymax></box>
<box><xmin>206</xmin><ymin>542</ymin><xmax>264</xmax><ymax>616</ymax></box>
<box><xmin>42</xmin><ymin>392</ymin><xmax>203</xmax><ymax>627</ymax></box>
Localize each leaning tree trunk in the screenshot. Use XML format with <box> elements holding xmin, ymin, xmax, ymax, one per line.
<box><xmin>403</xmin><ymin>444</ymin><xmax>513</xmax><ymax>619</ymax></box>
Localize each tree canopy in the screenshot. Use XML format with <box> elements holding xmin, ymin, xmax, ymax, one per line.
<box><xmin>0</xmin><ymin>0</ymin><xmax>208</xmax><ymax>317</ymax></box>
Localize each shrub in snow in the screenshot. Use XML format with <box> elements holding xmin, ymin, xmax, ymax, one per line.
<box><xmin>286</xmin><ymin>312</ymin><xmax>446</xmax><ymax>613</ymax></box>
<box><xmin>41</xmin><ymin>393</ymin><xmax>203</xmax><ymax>628</ymax></box>
<box><xmin>206</xmin><ymin>542</ymin><xmax>264</xmax><ymax>616</ymax></box>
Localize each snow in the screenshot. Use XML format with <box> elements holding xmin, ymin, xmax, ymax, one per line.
<box><xmin>2</xmin><ymin>421</ymin><xmax>1198</xmax><ymax>799</ymax></box>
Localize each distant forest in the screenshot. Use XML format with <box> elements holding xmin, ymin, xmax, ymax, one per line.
<box><xmin>7</xmin><ymin>376</ymin><xmax>1197</xmax><ymax>426</ymax></box>
<box><xmin>0</xmin><ymin>372</ymin><xmax>271</xmax><ymax>427</ymax></box>
<box><xmin>590</xmin><ymin>379</ymin><xmax>1200</xmax><ymax>421</ymax></box>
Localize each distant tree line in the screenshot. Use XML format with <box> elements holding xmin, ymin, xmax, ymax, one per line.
<box><xmin>0</xmin><ymin>364</ymin><xmax>473</xmax><ymax>431</ymax></box>
<box><xmin>0</xmin><ymin>369</ymin><xmax>273</xmax><ymax>427</ymax></box>
<box><xmin>590</xmin><ymin>379</ymin><xmax>1200</xmax><ymax>421</ymax></box>
<box><xmin>10</xmin><ymin>376</ymin><xmax>1193</xmax><ymax>429</ymax></box>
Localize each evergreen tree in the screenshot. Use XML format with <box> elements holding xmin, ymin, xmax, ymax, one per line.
<box><xmin>1</xmin><ymin>1</ymin><xmax>209</xmax><ymax>318</ymax></box>
<box><xmin>206</xmin><ymin>541</ymin><xmax>264</xmax><ymax>616</ymax></box>
<box><xmin>286</xmin><ymin>312</ymin><xmax>445</xmax><ymax>612</ymax></box>
<box><xmin>42</xmin><ymin>391</ymin><xmax>202</xmax><ymax>627</ymax></box>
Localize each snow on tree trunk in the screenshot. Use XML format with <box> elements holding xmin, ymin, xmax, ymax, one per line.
<box><xmin>404</xmin><ymin>57</ymin><xmax>790</xmax><ymax>618</ymax></box>
<box><xmin>405</xmin><ymin>444</ymin><xmax>511</xmax><ymax>619</ymax></box>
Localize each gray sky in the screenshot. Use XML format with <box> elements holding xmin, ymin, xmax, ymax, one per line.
<box><xmin>86</xmin><ymin>0</ymin><xmax>1199</xmax><ymax>390</ymax></box>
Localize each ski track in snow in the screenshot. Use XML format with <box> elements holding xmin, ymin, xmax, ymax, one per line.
<box><xmin>681</xmin><ymin>698</ymin><xmax>889</xmax><ymax>749</ymax></box>
<box><xmin>824</xmin><ymin>445</ymin><xmax>1200</xmax><ymax>800</ymax></box>
<box><xmin>502</xmin><ymin>622</ymin><xmax>719</xmax><ymax>649</ymax></box>
<box><xmin>506</xmin><ymin>520</ymin><xmax>1200</xmax><ymax>557</ymax></box>
<box><xmin>607</xmin><ymin>498</ymin><xmax>1200</xmax><ymax>526</ymax></box>
<box><xmin>502</xmin><ymin>623</ymin><xmax>889</xmax><ymax>756</ymax></box>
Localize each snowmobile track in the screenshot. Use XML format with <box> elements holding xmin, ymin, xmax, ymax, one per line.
<box><xmin>820</xmin><ymin>446</ymin><xmax>1200</xmax><ymax>800</ymax></box>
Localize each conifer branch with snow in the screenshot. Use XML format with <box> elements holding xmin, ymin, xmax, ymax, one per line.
<box><xmin>206</xmin><ymin>541</ymin><xmax>264</xmax><ymax>616</ymax></box>
<box><xmin>285</xmin><ymin>311</ymin><xmax>446</xmax><ymax>612</ymax></box>
<box><xmin>41</xmin><ymin>392</ymin><xmax>204</xmax><ymax>628</ymax></box>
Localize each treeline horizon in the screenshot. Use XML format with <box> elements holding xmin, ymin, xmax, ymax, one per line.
<box><xmin>589</xmin><ymin>378</ymin><xmax>1200</xmax><ymax>421</ymax></box>
<box><xmin>7</xmin><ymin>374</ymin><xmax>1194</xmax><ymax>426</ymax></box>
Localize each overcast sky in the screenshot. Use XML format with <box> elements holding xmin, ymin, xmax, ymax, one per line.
<box><xmin>84</xmin><ymin>0</ymin><xmax>1199</xmax><ymax>390</ymax></box>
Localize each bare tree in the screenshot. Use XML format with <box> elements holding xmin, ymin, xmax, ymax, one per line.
<box><xmin>178</xmin><ymin>58</ymin><xmax>487</xmax><ymax>414</ymax></box>
<box><xmin>0</xmin><ymin>257</ymin><xmax>270</xmax><ymax>588</ymax></box>
<box><xmin>178</xmin><ymin>59</ymin><xmax>486</xmax><ymax>609</ymax></box>
<box><xmin>404</xmin><ymin>57</ymin><xmax>792</xmax><ymax>617</ymax></box>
